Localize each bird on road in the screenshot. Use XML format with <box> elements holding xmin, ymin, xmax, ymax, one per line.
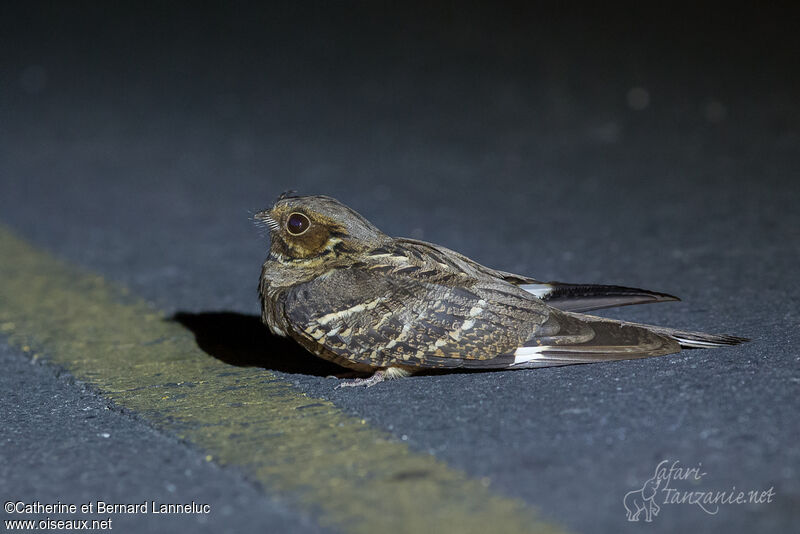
<box><xmin>256</xmin><ymin>193</ymin><xmax>747</xmax><ymax>387</ymax></box>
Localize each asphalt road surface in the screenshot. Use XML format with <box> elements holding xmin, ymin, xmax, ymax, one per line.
<box><xmin>1</xmin><ymin>3</ymin><xmax>798</xmax><ymax>533</ymax></box>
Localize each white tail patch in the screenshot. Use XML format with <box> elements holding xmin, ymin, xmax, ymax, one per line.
<box><xmin>519</xmin><ymin>284</ymin><xmax>553</xmax><ymax>299</ymax></box>
<box><xmin>512</xmin><ymin>345</ymin><xmax>550</xmax><ymax>365</ymax></box>
<box><xmin>674</xmin><ymin>338</ymin><xmax>727</xmax><ymax>348</ymax></box>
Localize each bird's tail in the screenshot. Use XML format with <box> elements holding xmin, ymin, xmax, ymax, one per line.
<box><xmin>635</xmin><ymin>324</ymin><xmax>748</xmax><ymax>348</ymax></box>
<box><xmin>503</xmin><ymin>311</ymin><xmax>747</xmax><ymax>370</ymax></box>
<box><xmin>573</xmin><ymin>313</ymin><xmax>750</xmax><ymax>348</ymax></box>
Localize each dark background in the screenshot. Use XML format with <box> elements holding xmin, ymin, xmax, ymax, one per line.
<box><xmin>1</xmin><ymin>2</ymin><xmax>798</xmax><ymax>533</ymax></box>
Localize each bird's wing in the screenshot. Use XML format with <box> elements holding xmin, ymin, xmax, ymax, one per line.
<box><xmin>508</xmin><ymin>280</ymin><xmax>680</xmax><ymax>312</ymax></box>
<box><xmin>284</xmin><ymin>266</ymin><xmax>547</xmax><ymax>369</ymax></box>
<box><xmin>393</xmin><ymin>238</ymin><xmax>680</xmax><ymax>312</ymax></box>
<box><xmin>283</xmin><ymin>262</ymin><xmax>683</xmax><ymax>370</ymax></box>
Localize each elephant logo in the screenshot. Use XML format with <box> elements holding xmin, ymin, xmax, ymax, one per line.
<box><xmin>624</xmin><ymin>475</ymin><xmax>661</xmax><ymax>522</ymax></box>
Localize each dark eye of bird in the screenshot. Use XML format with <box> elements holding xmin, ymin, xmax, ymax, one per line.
<box><xmin>286</xmin><ymin>212</ymin><xmax>310</xmax><ymax>235</ymax></box>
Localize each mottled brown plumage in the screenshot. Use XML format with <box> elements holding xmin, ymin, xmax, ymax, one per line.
<box><xmin>257</xmin><ymin>194</ymin><xmax>746</xmax><ymax>387</ymax></box>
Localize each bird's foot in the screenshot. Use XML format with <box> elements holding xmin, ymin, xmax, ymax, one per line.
<box><xmin>333</xmin><ymin>367</ymin><xmax>411</xmax><ymax>388</ymax></box>
<box><xmin>325</xmin><ymin>371</ymin><xmax>365</xmax><ymax>380</ymax></box>
<box><xmin>335</xmin><ymin>370</ymin><xmax>386</xmax><ymax>388</ymax></box>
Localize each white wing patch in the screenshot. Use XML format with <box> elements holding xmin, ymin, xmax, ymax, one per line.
<box><xmin>518</xmin><ymin>283</ymin><xmax>553</xmax><ymax>299</ymax></box>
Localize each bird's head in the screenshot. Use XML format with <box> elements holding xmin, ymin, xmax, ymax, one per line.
<box><xmin>255</xmin><ymin>193</ymin><xmax>390</xmax><ymax>264</ymax></box>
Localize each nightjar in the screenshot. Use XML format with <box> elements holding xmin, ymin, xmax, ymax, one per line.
<box><xmin>257</xmin><ymin>193</ymin><xmax>746</xmax><ymax>387</ymax></box>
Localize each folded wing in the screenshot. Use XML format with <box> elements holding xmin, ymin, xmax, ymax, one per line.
<box><xmin>393</xmin><ymin>238</ymin><xmax>680</xmax><ymax>313</ymax></box>
<box><xmin>283</xmin><ymin>267</ymin><xmax>549</xmax><ymax>369</ymax></box>
<box><xmin>515</xmin><ymin>281</ymin><xmax>680</xmax><ymax>312</ymax></box>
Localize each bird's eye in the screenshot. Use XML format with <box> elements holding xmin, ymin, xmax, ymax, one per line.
<box><xmin>286</xmin><ymin>212</ymin><xmax>310</xmax><ymax>235</ymax></box>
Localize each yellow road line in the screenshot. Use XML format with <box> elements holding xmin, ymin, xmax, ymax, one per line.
<box><xmin>0</xmin><ymin>226</ymin><xmax>566</xmax><ymax>534</ymax></box>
